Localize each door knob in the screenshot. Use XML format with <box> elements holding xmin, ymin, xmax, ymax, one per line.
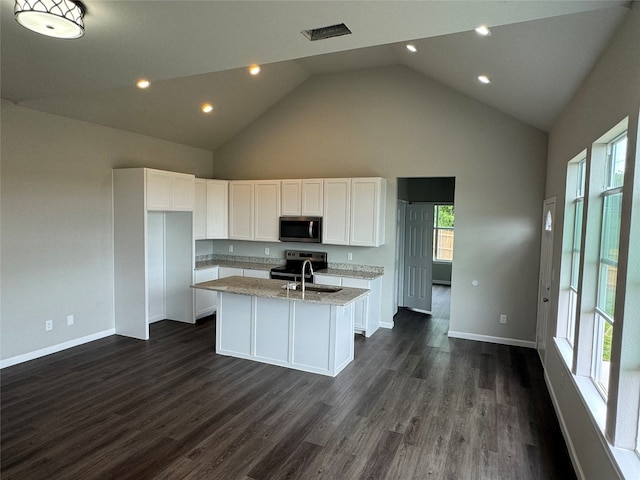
<box><xmin>543</xmin><ymin>298</ymin><xmax>549</xmax><ymax>302</ymax></box>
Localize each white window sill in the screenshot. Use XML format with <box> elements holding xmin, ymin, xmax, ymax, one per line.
<box><xmin>553</xmin><ymin>337</ymin><xmax>640</xmax><ymax>479</ymax></box>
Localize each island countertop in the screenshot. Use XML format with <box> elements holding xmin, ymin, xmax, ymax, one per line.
<box><xmin>191</xmin><ymin>276</ymin><xmax>369</xmax><ymax>306</ymax></box>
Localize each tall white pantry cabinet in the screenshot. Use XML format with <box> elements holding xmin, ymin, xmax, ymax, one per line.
<box><xmin>113</xmin><ymin>168</ymin><xmax>195</xmax><ymax>340</ymax></box>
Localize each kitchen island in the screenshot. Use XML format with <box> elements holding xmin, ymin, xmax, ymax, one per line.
<box><xmin>191</xmin><ymin>276</ymin><xmax>369</xmax><ymax>376</ymax></box>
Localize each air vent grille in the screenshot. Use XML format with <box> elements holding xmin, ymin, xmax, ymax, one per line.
<box><xmin>302</xmin><ymin>23</ymin><xmax>352</xmax><ymax>41</ymax></box>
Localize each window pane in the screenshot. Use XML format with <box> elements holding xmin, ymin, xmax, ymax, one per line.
<box><xmin>597</xmin><ymin>193</ymin><xmax>622</xmax><ymax>317</ymax></box>
<box><xmin>433</xmin><ymin>205</ymin><xmax>454</xmax><ymax>261</ymax></box>
<box><xmin>567</xmin><ymin>289</ymin><xmax>577</xmax><ymax>346</ymax></box>
<box><xmin>437</xmin><ymin>205</ymin><xmax>454</xmax><ymax>227</ymax></box>
<box><xmin>607</xmin><ymin>136</ymin><xmax>626</xmax><ymax>189</ymax></box>
<box><xmin>593</xmin><ymin>313</ymin><xmax>613</xmax><ymax>395</ymax></box>
<box><xmin>435</xmin><ymin>229</ymin><xmax>454</xmax><ymax>261</ymax></box>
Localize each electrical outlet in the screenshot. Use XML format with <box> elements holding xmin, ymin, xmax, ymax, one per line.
<box><xmin>347</xmin><ymin>252</ymin><xmax>353</xmax><ymax>261</ymax></box>
<box><xmin>67</xmin><ymin>314</ymin><xmax>74</xmax><ymax>326</ymax></box>
<box><xmin>229</xmin><ymin>245</ymin><xmax>233</xmax><ymax>253</ymax></box>
<box><xmin>265</xmin><ymin>247</ymin><xmax>270</xmax><ymax>255</ymax></box>
<box><xmin>45</xmin><ymin>320</ymin><xmax>53</xmax><ymax>331</ymax></box>
<box><xmin>500</xmin><ymin>314</ymin><xmax>507</xmax><ymax>324</ymax></box>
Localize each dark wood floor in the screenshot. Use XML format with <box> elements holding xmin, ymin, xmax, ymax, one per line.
<box><xmin>1</xmin><ymin>286</ymin><xmax>576</xmax><ymax>480</ymax></box>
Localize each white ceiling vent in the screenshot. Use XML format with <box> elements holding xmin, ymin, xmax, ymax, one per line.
<box><xmin>302</xmin><ymin>23</ymin><xmax>352</xmax><ymax>41</ymax></box>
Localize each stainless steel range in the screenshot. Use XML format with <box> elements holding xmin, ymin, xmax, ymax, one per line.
<box><xmin>270</xmin><ymin>250</ymin><xmax>327</xmax><ymax>282</ymax></box>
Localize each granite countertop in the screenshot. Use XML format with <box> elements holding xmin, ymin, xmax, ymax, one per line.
<box><xmin>191</xmin><ymin>276</ymin><xmax>369</xmax><ymax>306</ymax></box>
<box><xmin>196</xmin><ymin>259</ymin><xmax>276</xmax><ymax>271</ymax></box>
<box><xmin>195</xmin><ymin>256</ymin><xmax>383</xmax><ymax>280</ymax></box>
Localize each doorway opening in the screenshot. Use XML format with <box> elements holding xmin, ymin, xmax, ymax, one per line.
<box><xmin>395</xmin><ymin>177</ymin><xmax>455</xmax><ymax>320</ymax></box>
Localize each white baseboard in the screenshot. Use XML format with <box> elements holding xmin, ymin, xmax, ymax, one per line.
<box><xmin>447</xmin><ymin>330</ymin><xmax>536</xmax><ymax>349</ymax></box>
<box><xmin>543</xmin><ymin>370</ymin><xmax>586</xmax><ymax>480</ymax></box>
<box><xmin>0</xmin><ymin>329</ymin><xmax>116</xmax><ymax>369</ymax></box>
<box><xmin>380</xmin><ymin>321</ymin><xmax>394</xmax><ymax>329</ymax></box>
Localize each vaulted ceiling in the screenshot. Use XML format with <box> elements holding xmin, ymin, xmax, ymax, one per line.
<box><xmin>1</xmin><ymin>1</ymin><xmax>632</xmax><ymax>151</ymax></box>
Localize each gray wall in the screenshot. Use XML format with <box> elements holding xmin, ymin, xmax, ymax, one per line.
<box><xmin>544</xmin><ymin>5</ymin><xmax>640</xmax><ymax>480</ymax></box>
<box><xmin>0</xmin><ymin>100</ymin><xmax>213</xmax><ymax>361</ymax></box>
<box><xmin>210</xmin><ymin>65</ymin><xmax>548</xmax><ymax>344</ymax></box>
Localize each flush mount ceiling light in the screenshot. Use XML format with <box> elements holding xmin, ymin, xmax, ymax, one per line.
<box><xmin>406</xmin><ymin>44</ymin><xmax>417</xmax><ymax>53</ymax></box>
<box><xmin>478</xmin><ymin>75</ymin><xmax>492</xmax><ymax>84</ymax></box>
<box><xmin>475</xmin><ymin>25</ymin><xmax>492</xmax><ymax>37</ymax></box>
<box><xmin>249</xmin><ymin>64</ymin><xmax>261</xmax><ymax>76</ymax></box>
<box><xmin>201</xmin><ymin>103</ymin><xmax>214</xmax><ymax>114</ymax></box>
<box><xmin>14</xmin><ymin>0</ymin><xmax>86</xmax><ymax>39</ymax></box>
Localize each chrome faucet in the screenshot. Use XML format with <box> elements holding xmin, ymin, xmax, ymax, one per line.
<box><xmin>301</xmin><ymin>259</ymin><xmax>314</xmax><ymax>296</ymax></box>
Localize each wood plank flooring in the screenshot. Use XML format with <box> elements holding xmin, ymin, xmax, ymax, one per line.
<box><xmin>1</xmin><ymin>286</ymin><xmax>576</xmax><ymax>479</ymax></box>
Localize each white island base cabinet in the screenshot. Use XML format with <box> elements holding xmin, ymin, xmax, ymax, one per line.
<box><xmin>216</xmin><ymin>293</ymin><xmax>354</xmax><ymax>377</ymax></box>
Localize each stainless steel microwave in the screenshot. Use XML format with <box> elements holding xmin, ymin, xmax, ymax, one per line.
<box><xmin>279</xmin><ymin>216</ymin><xmax>322</xmax><ymax>243</ymax></box>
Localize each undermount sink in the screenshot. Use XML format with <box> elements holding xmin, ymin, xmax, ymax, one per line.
<box><xmin>304</xmin><ymin>285</ymin><xmax>342</xmax><ymax>293</ymax></box>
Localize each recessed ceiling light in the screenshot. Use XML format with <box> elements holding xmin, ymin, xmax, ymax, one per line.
<box><xmin>478</xmin><ymin>75</ymin><xmax>491</xmax><ymax>84</ymax></box>
<box><xmin>136</xmin><ymin>79</ymin><xmax>151</xmax><ymax>89</ymax></box>
<box><xmin>249</xmin><ymin>64</ymin><xmax>261</xmax><ymax>75</ymax></box>
<box><xmin>201</xmin><ymin>103</ymin><xmax>214</xmax><ymax>113</ymax></box>
<box><xmin>475</xmin><ymin>25</ymin><xmax>492</xmax><ymax>36</ymax></box>
<box><xmin>406</xmin><ymin>44</ymin><xmax>417</xmax><ymax>53</ymax></box>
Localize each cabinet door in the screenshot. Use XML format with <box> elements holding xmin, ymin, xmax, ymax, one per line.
<box><xmin>322</xmin><ymin>178</ymin><xmax>351</xmax><ymax>245</ymax></box>
<box><xmin>206</xmin><ymin>180</ymin><xmax>228</xmax><ymax>239</ymax></box>
<box><xmin>302</xmin><ymin>179</ymin><xmax>324</xmax><ymax>216</ymax></box>
<box><xmin>146</xmin><ymin>169</ymin><xmax>173</xmax><ymax>211</ymax></box>
<box><xmin>342</xmin><ymin>277</ymin><xmax>370</xmax><ymax>333</ymax></box>
<box><xmin>193</xmin><ymin>179</ymin><xmax>206</xmax><ymax>239</ymax></box>
<box><xmin>194</xmin><ymin>267</ymin><xmax>218</xmax><ymax>319</ymax></box>
<box><xmin>350</xmin><ymin>177</ymin><xmax>385</xmax><ymax>247</ymax></box>
<box><xmin>172</xmin><ymin>173</ymin><xmax>195</xmax><ymax>211</ymax></box>
<box><xmin>229</xmin><ymin>181</ymin><xmax>254</xmax><ymax>240</ymax></box>
<box><xmin>281</xmin><ymin>180</ymin><xmax>302</xmax><ymax>216</ymax></box>
<box><xmin>254</xmin><ymin>180</ymin><xmax>280</xmax><ymax>242</ymax></box>
<box><xmin>219</xmin><ymin>267</ymin><xmax>244</xmax><ymax>278</ymax></box>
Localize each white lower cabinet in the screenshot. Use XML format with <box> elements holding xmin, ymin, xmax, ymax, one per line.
<box><xmin>314</xmin><ymin>273</ymin><xmax>382</xmax><ymax>337</ymax></box>
<box><xmin>194</xmin><ymin>267</ymin><xmax>218</xmax><ymax>319</ymax></box>
<box><xmin>216</xmin><ymin>292</ymin><xmax>354</xmax><ymax>376</ymax></box>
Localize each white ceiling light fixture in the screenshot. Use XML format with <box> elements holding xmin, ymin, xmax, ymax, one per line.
<box><xmin>478</xmin><ymin>74</ymin><xmax>492</xmax><ymax>84</ymax></box>
<box><xmin>14</xmin><ymin>0</ymin><xmax>86</xmax><ymax>39</ymax></box>
<box><xmin>201</xmin><ymin>103</ymin><xmax>214</xmax><ymax>114</ymax></box>
<box><xmin>249</xmin><ymin>64</ymin><xmax>262</xmax><ymax>76</ymax></box>
<box><xmin>475</xmin><ymin>25</ymin><xmax>492</xmax><ymax>36</ymax></box>
<box><xmin>406</xmin><ymin>44</ymin><xmax>417</xmax><ymax>53</ymax></box>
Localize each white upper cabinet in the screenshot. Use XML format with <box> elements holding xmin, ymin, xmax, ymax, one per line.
<box><xmin>193</xmin><ymin>179</ymin><xmax>207</xmax><ymax>239</ymax></box>
<box><xmin>229</xmin><ymin>181</ymin><xmax>254</xmax><ymax>240</ymax></box>
<box><xmin>146</xmin><ymin>168</ymin><xmax>194</xmax><ymax>211</ymax></box>
<box><xmin>254</xmin><ymin>180</ymin><xmax>281</xmax><ymax>242</ymax></box>
<box><xmin>194</xmin><ymin>178</ymin><xmax>229</xmax><ymax>240</ymax></box>
<box><xmin>281</xmin><ymin>179</ymin><xmax>323</xmax><ymax>217</ymax></box>
<box><xmin>323</xmin><ymin>178</ymin><xmax>351</xmax><ymax>245</ymax></box>
<box><xmin>350</xmin><ymin>177</ymin><xmax>386</xmax><ymax>247</ymax></box>
<box><xmin>323</xmin><ymin>177</ymin><xmax>386</xmax><ymax>247</ymax></box>
<box><xmin>281</xmin><ymin>180</ymin><xmax>302</xmax><ymax>216</ymax></box>
<box><xmin>302</xmin><ymin>179</ymin><xmax>324</xmax><ymax>216</ymax></box>
<box><xmin>206</xmin><ymin>180</ymin><xmax>228</xmax><ymax>239</ymax></box>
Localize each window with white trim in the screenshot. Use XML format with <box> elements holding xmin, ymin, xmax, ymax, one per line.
<box><xmin>433</xmin><ymin>204</ymin><xmax>454</xmax><ymax>262</ymax></box>
<box><xmin>592</xmin><ymin>134</ymin><xmax>626</xmax><ymax>396</ymax></box>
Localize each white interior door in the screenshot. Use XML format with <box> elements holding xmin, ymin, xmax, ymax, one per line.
<box><xmin>536</xmin><ymin>197</ymin><xmax>556</xmax><ymax>365</ymax></box>
<box><xmin>403</xmin><ymin>204</ymin><xmax>433</xmax><ymax>312</ymax></box>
